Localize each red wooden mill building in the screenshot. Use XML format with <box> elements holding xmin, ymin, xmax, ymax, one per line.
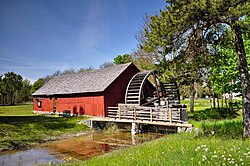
<box><xmin>32</xmin><ymin>63</ymin><xmax>139</xmax><ymax>117</ymax></box>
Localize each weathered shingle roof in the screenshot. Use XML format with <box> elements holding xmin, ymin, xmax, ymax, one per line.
<box><xmin>32</xmin><ymin>63</ymin><xmax>137</xmax><ymax>96</ymax></box>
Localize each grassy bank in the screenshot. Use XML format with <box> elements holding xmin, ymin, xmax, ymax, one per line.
<box><xmin>68</xmin><ymin>132</ymin><xmax>250</xmax><ymax>166</ymax></box>
<box><xmin>0</xmin><ymin>103</ymin><xmax>89</xmax><ymax>151</ymax></box>
<box><xmin>67</xmin><ymin>99</ymin><xmax>246</xmax><ymax>166</ymax></box>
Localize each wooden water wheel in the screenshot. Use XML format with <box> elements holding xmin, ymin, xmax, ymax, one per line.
<box><xmin>125</xmin><ymin>71</ymin><xmax>154</xmax><ymax>105</ymax></box>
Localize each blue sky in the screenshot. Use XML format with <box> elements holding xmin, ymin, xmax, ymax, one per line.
<box><xmin>0</xmin><ymin>0</ymin><xmax>165</xmax><ymax>83</ymax></box>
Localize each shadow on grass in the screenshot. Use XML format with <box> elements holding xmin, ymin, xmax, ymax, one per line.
<box><xmin>189</xmin><ymin>107</ymin><xmax>240</xmax><ymax>121</ymax></box>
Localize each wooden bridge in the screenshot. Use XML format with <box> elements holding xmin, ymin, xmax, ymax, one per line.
<box><xmin>91</xmin><ymin>71</ymin><xmax>192</xmax><ymax>134</ymax></box>
<box><xmin>92</xmin><ymin>103</ymin><xmax>192</xmax><ymax>134</ymax></box>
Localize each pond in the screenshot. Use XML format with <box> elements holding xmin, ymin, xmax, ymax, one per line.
<box><xmin>0</xmin><ymin>132</ymin><xmax>163</xmax><ymax>166</ymax></box>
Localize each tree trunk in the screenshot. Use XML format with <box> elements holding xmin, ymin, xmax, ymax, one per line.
<box><xmin>213</xmin><ymin>92</ymin><xmax>216</xmax><ymax>108</ymax></box>
<box><xmin>222</xmin><ymin>95</ymin><xmax>224</xmax><ymax>108</ymax></box>
<box><xmin>229</xmin><ymin>93</ymin><xmax>233</xmax><ymax>103</ymax></box>
<box><xmin>217</xmin><ymin>95</ymin><xmax>220</xmax><ymax>109</ymax></box>
<box><xmin>232</xmin><ymin>23</ymin><xmax>250</xmax><ymax>139</ymax></box>
<box><xmin>190</xmin><ymin>80</ymin><xmax>195</xmax><ymax>113</ymax></box>
<box><xmin>225</xmin><ymin>96</ymin><xmax>228</xmax><ymax>108</ymax></box>
<box><xmin>210</xmin><ymin>96</ymin><xmax>213</xmax><ymax>111</ymax></box>
<box><xmin>11</xmin><ymin>94</ymin><xmax>14</xmax><ymax>105</ymax></box>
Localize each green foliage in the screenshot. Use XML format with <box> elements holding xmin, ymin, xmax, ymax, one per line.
<box><xmin>0</xmin><ymin>72</ymin><xmax>32</xmax><ymax>105</ymax></box>
<box><xmin>208</xmin><ymin>22</ymin><xmax>250</xmax><ymax>95</ymax></box>
<box><xmin>143</xmin><ymin>0</ymin><xmax>249</xmax><ymax>83</ymax></box>
<box><xmin>3</xmin><ymin>72</ymin><xmax>23</xmax><ymax>93</ymax></box>
<box><xmin>20</xmin><ymin>79</ymin><xmax>32</xmax><ymax>102</ymax></box>
<box><xmin>1</xmin><ymin>72</ymin><xmax>23</xmax><ymax>105</ymax></box>
<box><xmin>30</xmin><ymin>78</ymin><xmax>45</xmax><ymax>94</ymax></box>
<box><xmin>209</xmin><ymin>48</ymin><xmax>240</xmax><ymax>95</ymax></box>
<box><xmin>113</xmin><ymin>54</ymin><xmax>132</xmax><ymax>64</ymax></box>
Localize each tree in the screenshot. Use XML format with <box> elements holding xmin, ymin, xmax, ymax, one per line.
<box><xmin>3</xmin><ymin>72</ymin><xmax>23</xmax><ymax>105</ymax></box>
<box><xmin>61</xmin><ymin>68</ymin><xmax>75</xmax><ymax>75</ymax></box>
<box><xmin>113</xmin><ymin>54</ymin><xmax>132</xmax><ymax>64</ymax></box>
<box><xmin>31</xmin><ymin>78</ymin><xmax>45</xmax><ymax>94</ymax></box>
<box><xmin>143</xmin><ymin>1</ymin><xmax>250</xmax><ymax>138</ymax></box>
<box><xmin>161</xmin><ymin>51</ymin><xmax>210</xmax><ymax>112</ymax></box>
<box><xmin>78</xmin><ymin>67</ymin><xmax>94</xmax><ymax>73</ymax></box>
<box><xmin>20</xmin><ymin>79</ymin><xmax>32</xmax><ymax>102</ymax></box>
<box><xmin>210</xmin><ymin>43</ymin><xmax>240</xmax><ymax>103</ymax></box>
<box><xmin>99</xmin><ymin>62</ymin><xmax>114</xmax><ymax>69</ymax></box>
<box><xmin>0</xmin><ymin>74</ymin><xmax>4</xmax><ymax>104</ymax></box>
<box><xmin>131</xmin><ymin>49</ymin><xmax>156</xmax><ymax>70</ymax></box>
<box><xmin>0</xmin><ymin>72</ymin><xmax>32</xmax><ymax>104</ymax></box>
<box><xmin>209</xmin><ymin>22</ymin><xmax>250</xmax><ymax>107</ymax></box>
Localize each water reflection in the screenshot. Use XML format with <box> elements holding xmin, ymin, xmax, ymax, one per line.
<box><xmin>0</xmin><ymin>132</ymin><xmax>163</xmax><ymax>166</ymax></box>
<box><xmin>0</xmin><ymin>148</ymin><xmax>62</xmax><ymax>166</ymax></box>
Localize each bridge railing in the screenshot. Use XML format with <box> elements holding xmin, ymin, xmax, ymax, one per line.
<box><xmin>108</xmin><ymin>104</ymin><xmax>187</xmax><ymax>123</ymax></box>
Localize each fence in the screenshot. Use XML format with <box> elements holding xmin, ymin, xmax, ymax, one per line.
<box><xmin>108</xmin><ymin>104</ymin><xmax>187</xmax><ymax>123</ymax></box>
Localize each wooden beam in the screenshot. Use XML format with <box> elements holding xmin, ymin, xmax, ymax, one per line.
<box><xmin>118</xmin><ymin>106</ymin><xmax>121</xmax><ymax>120</ymax></box>
<box><xmin>150</xmin><ymin>108</ymin><xmax>153</xmax><ymax>122</ymax></box>
<box><xmin>169</xmin><ymin>109</ymin><xmax>172</xmax><ymax>123</ymax></box>
<box><xmin>92</xmin><ymin>117</ymin><xmax>193</xmax><ymax>128</ymax></box>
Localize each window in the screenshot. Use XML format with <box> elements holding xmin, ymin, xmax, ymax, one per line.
<box><xmin>37</xmin><ymin>101</ymin><xmax>42</xmax><ymax>108</ymax></box>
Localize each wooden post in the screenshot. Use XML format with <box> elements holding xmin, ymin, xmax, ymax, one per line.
<box><xmin>150</xmin><ymin>108</ymin><xmax>153</xmax><ymax>122</ymax></box>
<box><xmin>90</xmin><ymin>119</ymin><xmax>93</xmax><ymax>128</ymax></box>
<box><xmin>118</xmin><ymin>106</ymin><xmax>121</xmax><ymax>120</ymax></box>
<box><xmin>170</xmin><ymin>109</ymin><xmax>172</xmax><ymax>123</ymax></box>
<box><xmin>153</xmin><ymin>71</ymin><xmax>160</xmax><ymax>103</ymax></box>
<box><xmin>131</xmin><ymin>123</ymin><xmax>140</xmax><ymax>135</ymax></box>
<box><xmin>134</xmin><ymin>107</ymin><xmax>136</xmax><ymax>120</ymax></box>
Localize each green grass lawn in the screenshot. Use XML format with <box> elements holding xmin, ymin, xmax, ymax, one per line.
<box><xmin>0</xmin><ymin>103</ymin><xmax>89</xmax><ymax>151</ymax></box>
<box><xmin>0</xmin><ymin>103</ymin><xmax>34</xmax><ymax>116</ymax></box>
<box><xmin>182</xmin><ymin>98</ymin><xmax>242</xmax><ymax>112</ymax></box>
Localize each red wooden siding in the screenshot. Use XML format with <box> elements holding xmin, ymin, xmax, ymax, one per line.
<box><xmin>33</xmin><ymin>97</ymin><xmax>54</xmax><ymax>112</ymax></box>
<box><xmin>56</xmin><ymin>96</ymin><xmax>105</xmax><ymax>116</ymax></box>
<box><xmin>103</xmin><ymin>64</ymin><xmax>139</xmax><ymax>116</ymax></box>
